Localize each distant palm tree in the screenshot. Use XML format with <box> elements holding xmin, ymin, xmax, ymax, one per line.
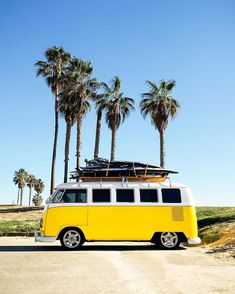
<box><xmin>140</xmin><ymin>80</ymin><xmax>180</xmax><ymax>168</ymax></box>
<box><xmin>61</xmin><ymin>58</ymin><xmax>96</xmax><ymax>171</ymax></box>
<box><xmin>102</xmin><ymin>76</ymin><xmax>135</xmax><ymax>160</ymax></box>
<box><xmin>13</xmin><ymin>169</ymin><xmax>28</xmax><ymax>206</ymax></box>
<box><xmin>27</xmin><ymin>174</ymin><xmax>36</xmax><ymax>206</ymax></box>
<box><xmin>35</xmin><ymin>46</ymin><xmax>71</xmax><ymax>194</ymax></box>
<box><xmin>13</xmin><ymin>173</ymin><xmax>21</xmax><ymax>206</ymax></box>
<box><xmin>33</xmin><ymin>179</ymin><xmax>45</xmax><ymax>206</ymax></box>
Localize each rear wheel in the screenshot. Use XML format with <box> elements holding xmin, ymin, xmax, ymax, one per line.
<box><xmin>157</xmin><ymin>232</ymin><xmax>180</xmax><ymax>249</ymax></box>
<box><xmin>60</xmin><ymin>229</ymin><xmax>84</xmax><ymax>250</ymax></box>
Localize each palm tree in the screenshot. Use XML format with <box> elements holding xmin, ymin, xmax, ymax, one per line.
<box><xmin>35</xmin><ymin>46</ymin><xmax>71</xmax><ymax>194</ymax></box>
<box><xmin>102</xmin><ymin>76</ymin><xmax>135</xmax><ymax>161</ymax></box>
<box><xmin>59</xmin><ymin>94</ymin><xmax>76</xmax><ymax>183</ymax></box>
<box><xmin>13</xmin><ymin>173</ymin><xmax>21</xmax><ymax>206</ymax></box>
<box><xmin>13</xmin><ymin>169</ymin><xmax>28</xmax><ymax>206</ymax></box>
<box><xmin>61</xmin><ymin>58</ymin><xmax>96</xmax><ymax>171</ymax></box>
<box><xmin>27</xmin><ymin>174</ymin><xmax>36</xmax><ymax>206</ymax></box>
<box><xmin>140</xmin><ymin>80</ymin><xmax>180</xmax><ymax>168</ymax></box>
<box><xmin>33</xmin><ymin>179</ymin><xmax>45</xmax><ymax>206</ymax></box>
<box><xmin>93</xmin><ymin>83</ymin><xmax>110</xmax><ymax>159</ymax></box>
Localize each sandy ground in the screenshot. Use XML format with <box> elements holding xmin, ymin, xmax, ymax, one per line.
<box><xmin>0</xmin><ymin>210</ymin><xmax>43</xmax><ymax>221</ymax></box>
<box><xmin>0</xmin><ymin>238</ymin><xmax>234</xmax><ymax>294</ymax></box>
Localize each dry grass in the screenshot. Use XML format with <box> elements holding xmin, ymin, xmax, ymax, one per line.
<box><xmin>0</xmin><ymin>205</ymin><xmax>43</xmax><ymax>221</ymax></box>
<box><xmin>209</xmin><ymin>223</ymin><xmax>235</xmax><ymax>246</ymax></box>
<box><xmin>0</xmin><ymin>210</ymin><xmax>43</xmax><ymax>221</ymax></box>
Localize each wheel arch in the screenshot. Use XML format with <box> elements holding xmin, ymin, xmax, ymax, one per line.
<box><xmin>57</xmin><ymin>226</ymin><xmax>86</xmax><ymax>241</ymax></box>
<box><xmin>151</xmin><ymin>232</ymin><xmax>187</xmax><ymax>243</ymax></box>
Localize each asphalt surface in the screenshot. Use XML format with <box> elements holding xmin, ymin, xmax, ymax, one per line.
<box><xmin>0</xmin><ymin>237</ymin><xmax>234</xmax><ymax>294</ymax></box>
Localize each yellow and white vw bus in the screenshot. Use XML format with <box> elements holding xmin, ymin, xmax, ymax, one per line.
<box><xmin>35</xmin><ymin>179</ymin><xmax>201</xmax><ymax>250</ymax></box>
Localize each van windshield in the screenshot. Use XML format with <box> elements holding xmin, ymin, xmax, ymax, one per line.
<box><xmin>52</xmin><ymin>190</ymin><xmax>64</xmax><ymax>203</ymax></box>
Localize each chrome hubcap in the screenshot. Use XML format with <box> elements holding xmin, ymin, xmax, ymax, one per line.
<box><xmin>160</xmin><ymin>232</ymin><xmax>178</xmax><ymax>248</ymax></box>
<box><xmin>63</xmin><ymin>230</ymin><xmax>81</xmax><ymax>248</ymax></box>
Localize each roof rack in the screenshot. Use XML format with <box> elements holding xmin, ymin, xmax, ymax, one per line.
<box><xmin>70</xmin><ymin>158</ymin><xmax>178</xmax><ymax>182</ymax></box>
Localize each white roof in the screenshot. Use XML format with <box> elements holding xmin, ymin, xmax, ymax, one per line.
<box><xmin>56</xmin><ymin>181</ymin><xmax>187</xmax><ymax>189</ymax></box>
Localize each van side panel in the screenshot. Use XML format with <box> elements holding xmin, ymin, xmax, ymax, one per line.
<box><xmin>87</xmin><ymin>206</ymin><xmax>160</xmax><ymax>240</ymax></box>
<box><xmin>85</xmin><ymin>206</ymin><xmax>198</xmax><ymax>241</ymax></box>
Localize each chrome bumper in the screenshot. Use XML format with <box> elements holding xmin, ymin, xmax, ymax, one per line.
<box><xmin>34</xmin><ymin>229</ymin><xmax>57</xmax><ymax>243</ymax></box>
<box><xmin>187</xmin><ymin>237</ymin><xmax>201</xmax><ymax>245</ymax></box>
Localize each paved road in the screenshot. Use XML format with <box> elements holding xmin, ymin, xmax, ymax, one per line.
<box><xmin>0</xmin><ymin>237</ymin><xmax>234</xmax><ymax>294</ymax></box>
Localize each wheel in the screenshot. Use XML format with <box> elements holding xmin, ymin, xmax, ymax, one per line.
<box><xmin>157</xmin><ymin>232</ymin><xmax>180</xmax><ymax>249</ymax></box>
<box><xmin>60</xmin><ymin>229</ymin><xmax>84</xmax><ymax>250</ymax></box>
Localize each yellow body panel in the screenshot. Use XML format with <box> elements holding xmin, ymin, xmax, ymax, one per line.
<box><xmin>42</xmin><ymin>205</ymin><xmax>198</xmax><ymax>241</ymax></box>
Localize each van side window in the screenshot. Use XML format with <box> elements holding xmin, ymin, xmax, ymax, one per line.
<box><xmin>140</xmin><ymin>189</ymin><xmax>158</xmax><ymax>202</ymax></box>
<box><xmin>116</xmin><ymin>189</ymin><xmax>134</xmax><ymax>202</ymax></box>
<box><xmin>162</xmin><ymin>189</ymin><xmax>181</xmax><ymax>203</ymax></box>
<box><xmin>93</xmin><ymin>189</ymin><xmax>110</xmax><ymax>202</ymax></box>
<box><xmin>61</xmin><ymin>189</ymin><xmax>87</xmax><ymax>203</ymax></box>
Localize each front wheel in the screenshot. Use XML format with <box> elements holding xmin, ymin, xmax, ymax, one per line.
<box><xmin>157</xmin><ymin>232</ymin><xmax>180</xmax><ymax>249</ymax></box>
<box><xmin>60</xmin><ymin>229</ymin><xmax>84</xmax><ymax>250</ymax></box>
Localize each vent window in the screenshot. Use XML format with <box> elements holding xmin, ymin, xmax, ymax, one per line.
<box><xmin>61</xmin><ymin>189</ymin><xmax>87</xmax><ymax>203</ymax></box>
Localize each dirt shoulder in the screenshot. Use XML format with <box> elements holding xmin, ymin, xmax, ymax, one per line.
<box><xmin>199</xmin><ymin>222</ymin><xmax>235</xmax><ymax>264</ymax></box>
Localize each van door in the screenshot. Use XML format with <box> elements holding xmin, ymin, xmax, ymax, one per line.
<box><xmin>47</xmin><ymin>189</ymin><xmax>88</xmax><ymax>235</ymax></box>
<box><xmin>59</xmin><ymin>189</ymin><xmax>88</xmax><ymax>226</ymax></box>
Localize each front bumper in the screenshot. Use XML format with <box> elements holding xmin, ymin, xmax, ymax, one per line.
<box><xmin>34</xmin><ymin>229</ymin><xmax>57</xmax><ymax>243</ymax></box>
<box><xmin>187</xmin><ymin>237</ymin><xmax>201</xmax><ymax>245</ymax></box>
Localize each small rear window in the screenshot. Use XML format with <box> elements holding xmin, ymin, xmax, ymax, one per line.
<box><xmin>140</xmin><ymin>189</ymin><xmax>158</xmax><ymax>202</ymax></box>
<box><xmin>116</xmin><ymin>189</ymin><xmax>134</xmax><ymax>202</ymax></box>
<box><xmin>93</xmin><ymin>189</ymin><xmax>110</xmax><ymax>202</ymax></box>
<box><xmin>162</xmin><ymin>189</ymin><xmax>181</xmax><ymax>203</ymax></box>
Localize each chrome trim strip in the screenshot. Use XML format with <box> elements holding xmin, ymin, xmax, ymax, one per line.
<box><xmin>34</xmin><ymin>230</ymin><xmax>56</xmax><ymax>243</ymax></box>
<box><xmin>47</xmin><ymin>203</ymin><xmax>194</xmax><ymax>207</ymax></box>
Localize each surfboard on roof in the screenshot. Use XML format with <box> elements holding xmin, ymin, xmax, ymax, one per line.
<box><xmin>70</xmin><ymin>158</ymin><xmax>178</xmax><ymax>180</ymax></box>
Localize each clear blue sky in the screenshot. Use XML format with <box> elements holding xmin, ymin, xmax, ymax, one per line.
<box><xmin>0</xmin><ymin>0</ymin><xmax>234</xmax><ymax>206</ymax></box>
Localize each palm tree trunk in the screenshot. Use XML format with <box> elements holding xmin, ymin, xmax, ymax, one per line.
<box><xmin>20</xmin><ymin>188</ymin><xmax>23</xmax><ymax>206</ymax></box>
<box><xmin>50</xmin><ymin>88</ymin><xmax>59</xmax><ymax>195</ymax></box>
<box><xmin>94</xmin><ymin>110</ymin><xmax>102</xmax><ymax>159</ymax></box>
<box><xmin>17</xmin><ymin>188</ymin><xmax>20</xmax><ymax>206</ymax></box>
<box><xmin>159</xmin><ymin>129</ymin><xmax>165</xmax><ymax>168</ymax></box>
<box><xmin>28</xmin><ymin>187</ymin><xmax>32</xmax><ymax>206</ymax></box>
<box><xmin>76</xmin><ymin>113</ymin><xmax>83</xmax><ymax>177</ymax></box>
<box><xmin>110</xmin><ymin>127</ymin><xmax>117</xmax><ymax>161</ymax></box>
<box><xmin>64</xmin><ymin>120</ymin><xmax>72</xmax><ymax>183</ymax></box>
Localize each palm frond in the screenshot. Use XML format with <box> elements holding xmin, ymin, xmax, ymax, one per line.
<box><xmin>146</xmin><ymin>80</ymin><xmax>159</xmax><ymax>93</ymax></box>
<box><xmin>166</xmin><ymin>80</ymin><xmax>176</xmax><ymax>91</ymax></box>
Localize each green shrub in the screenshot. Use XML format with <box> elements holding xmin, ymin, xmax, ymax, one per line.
<box><xmin>0</xmin><ymin>220</ymin><xmax>39</xmax><ymax>234</ymax></box>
